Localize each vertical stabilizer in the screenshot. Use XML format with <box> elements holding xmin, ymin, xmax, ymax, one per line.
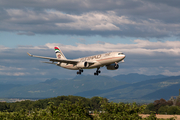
<box><xmin>54</xmin><ymin>46</ymin><xmax>67</xmax><ymax>59</ymax></box>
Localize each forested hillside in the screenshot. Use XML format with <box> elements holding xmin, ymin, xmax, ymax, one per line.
<box><xmin>0</xmin><ymin>74</ymin><xmax>180</xmax><ymax>102</ymax></box>
<box><xmin>113</xmin><ymin>73</ymin><xmax>165</xmax><ymax>83</ymax></box>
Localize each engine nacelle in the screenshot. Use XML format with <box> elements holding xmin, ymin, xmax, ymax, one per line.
<box><xmin>106</xmin><ymin>63</ymin><xmax>119</xmax><ymax>70</ymax></box>
<box><xmin>76</xmin><ymin>62</ymin><xmax>89</xmax><ymax>68</ymax></box>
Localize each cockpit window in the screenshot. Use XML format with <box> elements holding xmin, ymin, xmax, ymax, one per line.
<box><xmin>118</xmin><ymin>53</ymin><xmax>124</xmax><ymax>55</ymax></box>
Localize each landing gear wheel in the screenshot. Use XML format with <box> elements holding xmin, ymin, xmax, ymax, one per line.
<box><xmin>77</xmin><ymin>72</ymin><xmax>81</xmax><ymax>74</ymax></box>
<box><xmin>77</xmin><ymin>69</ymin><xmax>83</xmax><ymax>75</ymax></box>
<box><xmin>94</xmin><ymin>72</ymin><xmax>98</xmax><ymax>75</ymax></box>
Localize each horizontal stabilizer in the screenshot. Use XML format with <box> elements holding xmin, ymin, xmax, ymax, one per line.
<box><xmin>27</xmin><ymin>52</ymin><xmax>33</xmax><ymax>57</ymax></box>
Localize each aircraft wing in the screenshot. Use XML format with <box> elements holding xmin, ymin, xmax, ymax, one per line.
<box><xmin>27</xmin><ymin>52</ymin><xmax>95</xmax><ymax>65</ymax></box>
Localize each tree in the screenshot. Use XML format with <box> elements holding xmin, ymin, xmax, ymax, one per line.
<box><xmin>0</xmin><ymin>102</ymin><xmax>9</xmax><ymax>111</ymax></box>
<box><xmin>90</xmin><ymin>96</ymin><xmax>108</xmax><ymax>110</ymax></box>
<box><xmin>144</xmin><ymin>103</ymin><xmax>155</xmax><ymax>114</ymax></box>
<box><xmin>98</xmin><ymin>102</ymin><xmax>146</xmax><ymax>119</ymax></box>
<box><xmin>167</xmin><ymin>106</ymin><xmax>180</xmax><ymax>115</ymax></box>
<box><xmin>154</xmin><ymin>98</ymin><xmax>173</xmax><ymax>113</ymax></box>
<box><xmin>158</xmin><ymin>105</ymin><xmax>169</xmax><ymax>114</ymax></box>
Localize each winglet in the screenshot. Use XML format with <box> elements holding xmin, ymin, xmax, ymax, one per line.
<box><xmin>27</xmin><ymin>52</ymin><xmax>33</xmax><ymax>57</ymax></box>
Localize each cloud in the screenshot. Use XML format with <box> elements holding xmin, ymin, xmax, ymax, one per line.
<box><xmin>0</xmin><ymin>71</ymin><xmax>27</xmax><ymax>76</ymax></box>
<box><xmin>162</xmin><ymin>70</ymin><xmax>180</xmax><ymax>76</ymax></box>
<box><xmin>17</xmin><ymin>31</ymin><xmax>35</xmax><ymax>36</ymax></box>
<box><xmin>0</xmin><ymin>65</ymin><xmax>28</xmax><ymax>76</ymax></box>
<box><xmin>1</xmin><ymin>0</ymin><xmax>180</xmax><ymax>37</ymax></box>
<box><xmin>0</xmin><ymin>65</ymin><xmax>24</xmax><ymax>71</ymax></box>
<box><xmin>45</xmin><ymin>40</ymin><xmax>180</xmax><ymax>56</ymax></box>
<box><xmin>0</xmin><ymin>0</ymin><xmax>135</xmax><ymax>13</ymax></box>
<box><xmin>0</xmin><ymin>45</ymin><xmax>9</xmax><ymax>51</ymax></box>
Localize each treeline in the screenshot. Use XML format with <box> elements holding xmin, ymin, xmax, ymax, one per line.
<box><xmin>0</xmin><ymin>96</ymin><xmax>170</xmax><ymax>120</ymax></box>
<box><xmin>145</xmin><ymin>98</ymin><xmax>180</xmax><ymax>115</ymax></box>
<box><xmin>0</xmin><ymin>96</ymin><xmax>179</xmax><ymax>119</ymax></box>
<box><xmin>0</xmin><ymin>96</ymin><xmax>108</xmax><ymax>112</ymax></box>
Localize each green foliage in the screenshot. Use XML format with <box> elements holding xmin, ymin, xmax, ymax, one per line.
<box><xmin>167</xmin><ymin>106</ymin><xmax>180</xmax><ymax>115</ymax></box>
<box><xmin>90</xmin><ymin>96</ymin><xmax>108</xmax><ymax>111</ymax></box>
<box><xmin>0</xmin><ymin>100</ymin><xmax>93</xmax><ymax>120</ymax></box>
<box><xmin>144</xmin><ymin>111</ymin><xmax>157</xmax><ymax>120</ymax></box>
<box><xmin>0</xmin><ymin>102</ymin><xmax>9</xmax><ymax>112</ymax></box>
<box><xmin>144</xmin><ymin>103</ymin><xmax>155</xmax><ymax>114</ymax></box>
<box><xmin>0</xmin><ymin>96</ymin><xmax>108</xmax><ymax>113</ymax></box>
<box><xmin>158</xmin><ymin>105</ymin><xmax>169</xmax><ymax>114</ymax></box>
<box><xmin>0</xmin><ymin>100</ymin><xmax>148</xmax><ymax>120</ymax></box>
<box><xmin>153</xmin><ymin>98</ymin><xmax>172</xmax><ymax>113</ymax></box>
<box><xmin>0</xmin><ymin>96</ymin><xmax>178</xmax><ymax>119</ymax></box>
<box><xmin>144</xmin><ymin>97</ymin><xmax>180</xmax><ymax>116</ymax></box>
<box><xmin>97</xmin><ymin>102</ymin><xmax>146</xmax><ymax>119</ymax></box>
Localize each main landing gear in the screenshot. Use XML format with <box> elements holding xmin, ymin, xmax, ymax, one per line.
<box><xmin>77</xmin><ymin>68</ymin><xmax>101</xmax><ymax>75</ymax></box>
<box><xmin>94</xmin><ymin>67</ymin><xmax>101</xmax><ymax>76</ymax></box>
<box><xmin>77</xmin><ymin>69</ymin><xmax>83</xmax><ymax>75</ymax></box>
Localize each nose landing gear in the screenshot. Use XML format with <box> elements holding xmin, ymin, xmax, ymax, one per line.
<box><xmin>94</xmin><ymin>67</ymin><xmax>101</xmax><ymax>75</ymax></box>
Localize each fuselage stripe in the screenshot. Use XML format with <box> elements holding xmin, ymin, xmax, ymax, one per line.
<box><xmin>96</xmin><ymin>56</ymin><xmax>123</xmax><ymax>61</ymax></box>
<box><xmin>61</xmin><ymin>56</ymin><xmax>124</xmax><ymax>69</ymax></box>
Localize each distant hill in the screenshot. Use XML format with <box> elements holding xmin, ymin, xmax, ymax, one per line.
<box><xmin>113</xmin><ymin>73</ymin><xmax>166</xmax><ymax>83</ymax></box>
<box><xmin>74</xmin><ymin>75</ymin><xmax>180</xmax><ymax>101</ymax></box>
<box><xmin>0</xmin><ymin>75</ymin><xmax>126</xmax><ymax>98</ymax></box>
<box><xmin>42</xmin><ymin>78</ymin><xmax>59</xmax><ymax>84</ymax></box>
<box><xmin>141</xmin><ymin>78</ymin><xmax>180</xmax><ymax>100</ymax></box>
<box><xmin>0</xmin><ymin>84</ymin><xmax>22</xmax><ymax>92</ymax></box>
<box><xmin>0</xmin><ymin>74</ymin><xmax>180</xmax><ymax>102</ymax></box>
<box><xmin>103</xmin><ymin>76</ymin><xmax>180</xmax><ymax>100</ymax></box>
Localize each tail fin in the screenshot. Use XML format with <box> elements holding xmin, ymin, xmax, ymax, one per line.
<box><xmin>54</xmin><ymin>46</ymin><xmax>67</xmax><ymax>59</ymax></box>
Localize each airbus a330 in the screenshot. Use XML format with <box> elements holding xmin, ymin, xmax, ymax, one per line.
<box><xmin>27</xmin><ymin>46</ymin><xmax>125</xmax><ymax>75</ymax></box>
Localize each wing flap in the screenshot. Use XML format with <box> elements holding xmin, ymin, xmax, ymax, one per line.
<box><xmin>41</xmin><ymin>61</ymin><xmax>57</xmax><ymax>65</ymax></box>
<box><xmin>49</xmin><ymin>59</ymin><xmax>79</xmax><ymax>64</ymax></box>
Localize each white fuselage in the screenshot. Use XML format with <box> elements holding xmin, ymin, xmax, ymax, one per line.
<box><xmin>58</xmin><ymin>52</ymin><xmax>125</xmax><ymax>70</ymax></box>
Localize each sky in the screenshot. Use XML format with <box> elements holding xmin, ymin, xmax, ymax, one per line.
<box><xmin>1</xmin><ymin>0</ymin><xmax>180</xmax><ymax>83</ymax></box>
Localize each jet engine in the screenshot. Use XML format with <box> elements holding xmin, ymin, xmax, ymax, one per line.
<box><xmin>106</xmin><ymin>63</ymin><xmax>119</xmax><ymax>70</ymax></box>
<box><xmin>76</xmin><ymin>62</ymin><xmax>89</xmax><ymax>68</ymax></box>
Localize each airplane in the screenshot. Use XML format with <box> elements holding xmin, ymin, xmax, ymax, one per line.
<box><xmin>27</xmin><ymin>46</ymin><xmax>125</xmax><ymax>75</ymax></box>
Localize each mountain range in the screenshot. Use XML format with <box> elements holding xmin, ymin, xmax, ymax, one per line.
<box><xmin>0</xmin><ymin>73</ymin><xmax>180</xmax><ymax>102</ymax></box>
